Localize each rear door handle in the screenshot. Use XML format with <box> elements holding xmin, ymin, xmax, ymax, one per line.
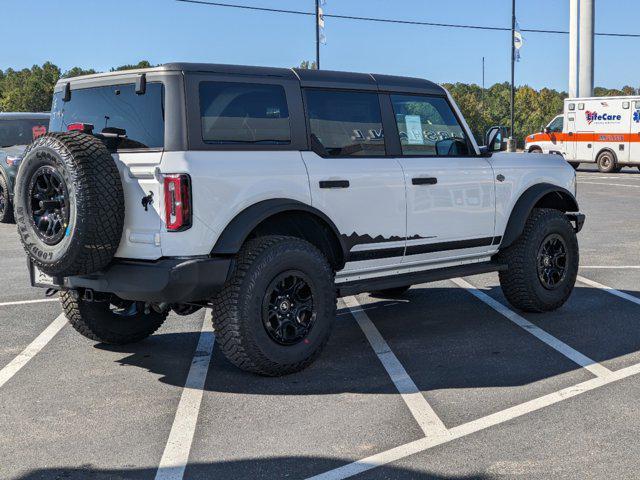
<box><xmin>412</xmin><ymin>177</ymin><xmax>438</xmax><ymax>185</ymax></box>
<box><xmin>319</xmin><ymin>180</ymin><xmax>350</xmax><ymax>189</ymax></box>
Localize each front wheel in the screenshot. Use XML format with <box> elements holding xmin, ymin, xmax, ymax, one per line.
<box><xmin>211</xmin><ymin>235</ymin><xmax>336</xmax><ymax>376</ymax></box>
<box><xmin>0</xmin><ymin>174</ymin><xmax>14</xmax><ymax>223</ymax></box>
<box><xmin>498</xmin><ymin>208</ymin><xmax>579</xmax><ymax>312</ymax></box>
<box><xmin>61</xmin><ymin>291</ymin><xmax>168</xmax><ymax>344</ymax></box>
<box><xmin>568</xmin><ymin>162</ymin><xmax>580</xmax><ymax>170</ymax></box>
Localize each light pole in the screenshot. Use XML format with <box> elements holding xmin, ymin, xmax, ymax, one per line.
<box><xmin>509</xmin><ymin>0</ymin><xmax>516</xmax><ymax>151</ymax></box>
<box><xmin>315</xmin><ymin>0</ymin><xmax>321</xmax><ymax>69</ymax></box>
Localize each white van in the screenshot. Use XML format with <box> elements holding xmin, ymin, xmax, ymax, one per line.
<box><xmin>526</xmin><ymin>96</ymin><xmax>640</xmax><ymax>173</ymax></box>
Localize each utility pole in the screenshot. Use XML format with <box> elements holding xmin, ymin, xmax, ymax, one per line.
<box><xmin>315</xmin><ymin>0</ymin><xmax>321</xmax><ymax>69</ymax></box>
<box><xmin>509</xmin><ymin>0</ymin><xmax>516</xmax><ymax>151</ymax></box>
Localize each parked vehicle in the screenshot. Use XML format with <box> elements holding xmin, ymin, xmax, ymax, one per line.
<box><xmin>0</xmin><ymin>113</ymin><xmax>50</xmax><ymax>223</ymax></box>
<box><xmin>17</xmin><ymin>63</ymin><xmax>584</xmax><ymax>375</ymax></box>
<box><xmin>525</xmin><ymin>96</ymin><xmax>640</xmax><ymax>173</ymax></box>
<box><xmin>524</xmin><ymin>114</ymin><xmax>565</xmax><ymax>156</ymax></box>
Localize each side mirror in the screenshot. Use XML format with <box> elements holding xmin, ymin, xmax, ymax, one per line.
<box><xmin>483</xmin><ymin>126</ymin><xmax>506</xmax><ymax>154</ymax></box>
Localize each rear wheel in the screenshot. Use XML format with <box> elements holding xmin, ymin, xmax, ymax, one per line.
<box><xmin>568</xmin><ymin>162</ymin><xmax>580</xmax><ymax>170</ymax></box>
<box><xmin>529</xmin><ymin>147</ymin><xmax>542</xmax><ymax>154</ymax></box>
<box><xmin>498</xmin><ymin>208</ymin><xmax>579</xmax><ymax>312</ymax></box>
<box><xmin>0</xmin><ymin>175</ymin><xmax>14</xmax><ymax>223</ymax></box>
<box><xmin>596</xmin><ymin>150</ymin><xmax>617</xmax><ymax>173</ymax></box>
<box><xmin>211</xmin><ymin>235</ymin><xmax>336</xmax><ymax>376</ymax></box>
<box><xmin>61</xmin><ymin>291</ymin><xmax>167</xmax><ymax>344</ymax></box>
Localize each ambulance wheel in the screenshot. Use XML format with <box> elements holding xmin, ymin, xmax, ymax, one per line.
<box><xmin>568</xmin><ymin>162</ymin><xmax>580</xmax><ymax>170</ymax></box>
<box><xmin>596</xmin><ymin>150</ymin><xmax>617</xmax><ymax>173</ymax></box>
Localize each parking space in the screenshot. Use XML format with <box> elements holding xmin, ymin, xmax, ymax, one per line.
<box><xmin>3</xmin><ymin>168</ymin><xmax>640</xmax><ymax>479</ymax></box>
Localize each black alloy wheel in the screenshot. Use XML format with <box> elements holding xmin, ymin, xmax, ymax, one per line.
<box><xmin>262</xmin><ymin>271</ymin><xmax>316</xmax><ymax>346</ymax></box>
<box><xmin>536</xmin><ymin>233</ymin><xmax>568</xmax><ymax>290</ymax></box>
<box><xmin>27</xmin><ymin>165</ymin><xmax>69</xmax><ymax>245</ymax></box>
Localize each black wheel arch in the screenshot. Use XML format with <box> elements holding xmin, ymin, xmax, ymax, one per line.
<box><xmin>528</xmin><ymin>145</ymin><xmax>542</xmax><ymax>152</ymax></box>
<box><xmin>211</xmin><ymin>199</ymin><xmax>347</xmax><ymax>270</ymax></box>
<box><xmin>500</xmin><ymin>183</ymin><xmax>579</xmax><ymax>250</ymax></box>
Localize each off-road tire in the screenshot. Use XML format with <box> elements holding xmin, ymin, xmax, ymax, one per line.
<box><xmin>0</xmin><ymin>174</ymin><xmax>14</xmax><ymax>223</ymax></box>
<box><xmin>498</xmin><ymin>208</ymin><xmax>579</xmax><ymax>312</ymax></box>
<box><xmin>568</xmin><ymin>162</ymin><xmax>580</xmax><ymax>170</ymax></box>
<box><xmin>596</xmin><ymin>150</ymin><xmax>617</xmax><ymax>173</ymax></box>
<box><xmin>15</xmin><ymin>132</ymin><xmax>124</xmax><ymax>276</ymax></box>
<box><xmin>211</xmin><ymin>235</ymin><xmax>336</xmax><ymax>376</ymax></box>
<box><xmin>371</xmin><ymin>286</ymin><xmax>411</xmax><ymax>298</ymax></box>
<box><xmin>61</xmin><ymin>291</ymin><xmax>167</xmax><ymax>344</ymax></box>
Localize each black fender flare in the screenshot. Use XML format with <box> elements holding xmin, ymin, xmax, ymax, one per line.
<box><xmin>211</xmin><ymin>198</ymin><xmax>347</xmax><ymax>259</ymax></box>
<box><xmin>500</xmin><ymin>183</ymin><xmax>579</xmax><ymax>249</ymax></box>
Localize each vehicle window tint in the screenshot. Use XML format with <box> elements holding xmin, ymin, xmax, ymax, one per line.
<box><xmin>199</xmin><ymin>82</ymin><xmax>290</xmax><ymax>144</ymax></box>
<box><xmin>0</xmin><ymin>119</ymin><xmax>48</xmax><ymax>147</ymax></box>
<box><xmin>305</xmin><ymin>89</ymin><xmax>385</xmax><ymax>157</ymax></box>
<box><xmin>391</xmin><ymin>95</ymin><xmax>469</xmax><ymax>156</ymax></box>
<box><xmin>50</xmin><ymin>83</ymin><xmax>164</xmax><ymax>149</ymax></box>
<box><xmin>548</xmin><ymin>116</ymin><xmax>563</xmax><ymax>132</ymax></box>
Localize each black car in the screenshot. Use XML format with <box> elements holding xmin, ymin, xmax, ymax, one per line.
<box><xmin>0</xmin><ymin>112</ymin><xmax>50</xmax><ymax>223</ymax></box>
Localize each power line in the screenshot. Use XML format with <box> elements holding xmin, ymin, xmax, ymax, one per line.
<box><xmin>175</xmin><ymin>0</ymin><xmax>640</xmax><ymax>38</ymax></box>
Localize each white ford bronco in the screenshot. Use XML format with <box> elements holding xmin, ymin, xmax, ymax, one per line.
<box><xmin>16</xmin><ymin>63</ymin><xmax>584</xmax><ymax>376</ymax></box>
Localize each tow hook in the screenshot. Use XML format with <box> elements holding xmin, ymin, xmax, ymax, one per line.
<box><xmin>141</xmin><ymin>191</ymin><xmax>154</xmax><ymax>211</ymax></box>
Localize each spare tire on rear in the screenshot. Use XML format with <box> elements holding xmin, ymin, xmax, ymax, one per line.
<box><xmin>14</xmin><ymin>132</ymin><xmax>124</xmax><ymax>277</ymax></box>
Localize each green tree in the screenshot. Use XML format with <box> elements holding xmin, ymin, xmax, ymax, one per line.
<box><xmin>62</xmin><ymin>67</ymin><xmax>98</xmax><ymax>78</ymax></box>
<box><xmin>0</xmin><ymin>62</ymin><xmax>61</xmax><ymax>112</ymax></box>
<box><xmin>110</xmin><ymin>60</ymin><xmax>153</xmax><ymax>72</ymax></box>
<box><xmin>298</xmin><ymin>60</ymin><xmax>318</xmax><ymax>70</ymax></box>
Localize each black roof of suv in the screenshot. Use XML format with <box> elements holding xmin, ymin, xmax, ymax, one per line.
<box><xmin>57</xmin><ymin>62</ymin><xmax>446</xmax><ymax>97</ymax></box>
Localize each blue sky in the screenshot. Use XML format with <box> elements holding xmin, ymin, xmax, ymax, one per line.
<box><xmin>3</xmin><ymin>0</ymin><xmax>639</xmax><ymax>91</ymax></box>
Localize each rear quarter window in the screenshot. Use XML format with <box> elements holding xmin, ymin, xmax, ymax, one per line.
<box><xmin>199</xmin><ymin>81</ymin><xmax>291</xmax><ymax>145</ymax></box>
<box><xmin>50</xmin><ymin>83</ymin><xmax>164</xmax><ymax>150</ymax></box>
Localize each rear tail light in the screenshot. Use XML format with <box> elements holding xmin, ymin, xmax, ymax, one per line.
<box><xmin>163</xmin><ymin>174</ymin><xmax>192</xmax><ymax>231</ymax></box>
<box><xmin>67</xmin><ymin>123</ymin><xmax>94</xmax><ymax>134</ymax></box>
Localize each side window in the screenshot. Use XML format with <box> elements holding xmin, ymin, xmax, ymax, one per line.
<box><xmin>548</xmin><ymin>116</ymin><xmax>563</xmax><ymax>132</ymax></box>
<box><xmin>390</xmin><ymin>95</ymin><xmax>470</xmax><ymax>156</ymax></box>
<box><xmin>199</xmin><ymin>82</ymin><xmax>290</xmax><ymax>144</ymax></box>
<box><xmin>304</xmin><ymin>89</ymin><xmax>385</xmax><ymax>157</ymax></box>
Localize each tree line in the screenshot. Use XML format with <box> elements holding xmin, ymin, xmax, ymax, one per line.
<box><xmin>0</xmin><ymin>61</ymin><xmax>637</xmax><ymax>146</ymax></box>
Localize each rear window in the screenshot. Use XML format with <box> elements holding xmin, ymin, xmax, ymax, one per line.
<box><xmin>50</xmin><ymin>83</ymin><xmax>164</xmax><ymax>150</ymax></box>
<box><xmin>199</xmin><ymin>82</ymin><xmax>290</xmax><ymax>144</ymax></box>
<box><xmin>0</xmin><ymin>119</ymin><xmax>48</xmax><ymax>147</ymax></box>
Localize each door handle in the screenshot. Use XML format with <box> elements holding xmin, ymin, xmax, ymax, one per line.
<box><xmin>319</xmin><ymin>180</ymin><xmax>350</xmax><ymax>189</ymax></box>
<box><xmin>412</xmin><ymin>177</ymin><xmax>438</xmax><ymax>186</ymax></box>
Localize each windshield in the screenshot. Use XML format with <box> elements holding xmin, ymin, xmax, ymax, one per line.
<box><xmin>49</xmin><ymin>82</ymin><xmax>164</xmax><ymax>150</ymax></box>
<box><xmin>0</xmin><ymin>119</ymin><xmax>48</xmax><ymax>147</ymax></box>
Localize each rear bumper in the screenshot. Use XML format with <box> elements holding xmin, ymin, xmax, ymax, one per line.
<box><xmin>64</xmin><ymin>257</ymin><xmax>233</xmax><ymax>303</ymax></box>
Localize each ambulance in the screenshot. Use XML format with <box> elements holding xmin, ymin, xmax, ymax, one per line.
<box><xmin>524</xmin><ymin>96</ymin><xmax>640</xmax><ymax>173</ymax></box>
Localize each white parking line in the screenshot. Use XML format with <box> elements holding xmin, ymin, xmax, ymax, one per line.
<box><xmin>307</xmin><ymin>353</ymin><xmax>640</xmax><ymax>480</ymax></box>
<box><xmin>577</xmin><ymin>275</ymin><xmax>640</xmax><ymax>306</ymax></box>
<box><xmin>0</xmin><ymin>313</ymin><xmax>67</xmax><ymax>389</ymax></box>
<box><xmin>581</xmin><ymin>266</ymin><xmax>640</xmax><ymax>269</ymax></box>
<box><xmin>155</xmin><ymin>310</ymin><xmax>215</xmax><ymax>480</ymax></box>
<box><xmin>451</xmin><ymin>278</ymin><xmax>612</xmax><ymax>378</ymax></box>
<box><xmin>342</xmin><ymin>296</ymin><xmax>449</xmax><ymax>437</ymax></box>
<box><xmin>0</xmin><ymin>298</ymin><xmax>58</xmax><ymax>308</ymax></box>
<box><xmin>580</xmin><ymin>181</ymin><xmax>640</xmax><ymax>188</ymax></box>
